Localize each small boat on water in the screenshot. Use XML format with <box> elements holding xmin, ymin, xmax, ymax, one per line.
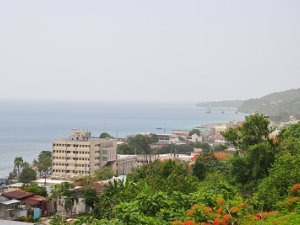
<box><xmin>206</xmin><ymin>108</ymin><xmax>211</xmax><ymax>113</ymax></box>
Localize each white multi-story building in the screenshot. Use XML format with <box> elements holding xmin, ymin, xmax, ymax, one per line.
<box><xmin>52</xmin><ymin>129</ymin><xmax>117</xmax><ymax>179</ymax></box>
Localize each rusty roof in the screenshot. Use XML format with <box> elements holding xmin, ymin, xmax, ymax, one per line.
<box><xmin>91</xmin><ymin>183</ymin><xmax>106</xmax><ymax>191</ymax></box>
<box><xmin>22</xmin><ymin>195</ymin><xmax>46</xmax><ymax>206</ymax></box>
<box><xmin>2</xmin><ymin>190</ymin><xmax>34</xmax><ymax>200</ymax></box>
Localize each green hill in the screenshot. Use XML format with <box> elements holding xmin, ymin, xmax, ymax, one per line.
<box><xmin>197</xmin><ymin>89</ymin><xmax>300</xmax><ymax>122</ymax></box>
<box><xmin>238</xmin><ymin>88</ymin><xmax>300</xmax><ymax>121</ymax></box>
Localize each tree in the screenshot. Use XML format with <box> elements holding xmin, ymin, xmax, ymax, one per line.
<box><xmin>255</xmin><ymin>153</ymin><xmax>300</xmax><ymax>210</ymax></box>
<box><xmin>117</xmin><ymin>143</ymin><xmax>135</xmax><ymax>154</ymax></box>
<box><xmin>277</xmin><ymin>121</ymin><xmax>300</xmax><ymax>156</ymax></box>
<box><xmin>213</xmin><ymin>144</ymin><xmax>228</xmax><ymax>152</ymax></box>
<box><xmin>127</xmin><ymin>134</ymin><xmax>158</xmax><ymax>161</ymax></box>
<box><xmin>83</xmin><ymin>188</ymin><xmax>99</xmax><ymax>212</ymax></box>
<box><xmin>22</xmin><ymin>183</ymin><xmax>47</xmax><ymax>196</ymax></box>
<box><xmin>33</xmin><ymin>151</ymin><xmax>52</xmax><ymax>185</ymax></box>
<box><xmin>189</xmin><ymin>129</ymin><xmax>201</xmax><ymax>136</ymax></box>
<box><xmin>193</xmin><ymin>143</ymin><xmax>212</xmax><ymax>154</ymax></box>
<box><xmin>99</xmin><ymin>132</ymin><xmax>113</xmax><ymax>139</ymax></box>
<box><xmin>64</xmin><ymin>190</ymin><xmax>79</xmax><ymax>215</ymax></box>
<box><xmin>192</xmin><ymin>157</ymin><xmax>207</xmax><ymax>181</ymax></box>
<box><xmin>50</xmin><ymin>182</ymin><xmax>78</xmax><ymax>216</ymax></box>
<box><xmin>221</xmin><ymin>114</ymin><xmax>277</xmax><ymax>188</ymax></box>
<box><xmin>221</xmin><ymin>113</ymin><xmax>272</xmax><ymax>149</ymax></box>
<box><xmin>19</xmin><ymin>164</ymin><xmax>37</xmax><ymax>183</ymax></box>
<box><xmin>14</xmin><ymin>157</ymin><xmax>24</xmax><ymax>177</ymax></box>
<box><xmin>94</xmin><ymin>167</ymin><xmax>114</xmax><ymax>180</ymax></box>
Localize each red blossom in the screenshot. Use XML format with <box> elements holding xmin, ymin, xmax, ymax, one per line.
<box><xmin>187</xmin><ymin>209</ymin><xmax>194</xmax><ymax>215</ymax></box>
<box><xmin>206</xmin><ymin>207</ymin><xmax>213</xmax><ymax>212</ymax></box>
<box><xmin>291</xmin><ymin>184</ymin><xmax>300</xmax><ymax>193</ymax></box>
<box><xmin>216</xmin><ymin>206</ymin><xmax>224</xmax><ymax>215</ymax></box>
<box><xmin>216</xmin><ymin>198</ymin><xmax>223</xmax><ymax>205</ymax></box>
<box><xmin>182</xmin><ymin>220</ymin><xmax>197</xmax><ymax>225</ymax></box>
<box><xmin>255</xmin><ymin>211</ymin><xmax>277</xmax><ymax>219</ymax></box>
<box><xmin>239</xmin><ymin>202</ymin><xmax>246</xmax><ymax>207</ymax></box>
<box><xmin>191</xmin><ymin>204</ymin><xmax>198</xmax><ymax>210</ymax></box>
<box><xmin>223</xmin><ymin>214</ymin><xmax>232</xmax><ymax>222</ymax></box>
<box><xmin>231</xmin><ymin>206</ymin><xmax>238</xmax><ymax>213</ymax></box>
<box><xmin>212</xmin><ymin>218</ymin><xmax>223</xmax><ymax>225</ymax></box>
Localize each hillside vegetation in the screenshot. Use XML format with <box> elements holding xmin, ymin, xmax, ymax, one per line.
<box><xmin>238</xmin><ymin>89</ymin><xmax>300</xmax><ymax>121</ymax></box>
<box><xmin>197</xmin><ymin>89</ymin><xmax>300</xmax><ymax>122</ymax></box>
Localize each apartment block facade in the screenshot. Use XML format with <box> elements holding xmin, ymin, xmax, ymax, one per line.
<box><xmin>52</xmin><ymin>129</ymin><xmax>117</xmax><ymax>178</ymax></box>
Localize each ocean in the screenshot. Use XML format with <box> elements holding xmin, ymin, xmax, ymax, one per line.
<box><xmin>0</xmin><ymin>100</ymin><xmax>246</xmax><ymax>177</ymax></box>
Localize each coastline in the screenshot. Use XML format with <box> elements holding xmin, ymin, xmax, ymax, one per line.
<box><xmin>0</xmin><ymin>103</ymin><xmax>246</xmax><ymax>178</ymax></box>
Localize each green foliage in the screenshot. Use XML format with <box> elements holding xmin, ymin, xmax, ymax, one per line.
<box><xmin>83</xmin><ymin>188</ymin><xmax>99</xmax><ymax>211</ymax></box>
<box><xmin>196</xmin><ymin>172</ymin><xmax>237</xmax><ymax>200</ymax></box>
<box><xmin>33</xmin><ymin>150</ymin><xmax>52</xmax><ymax>184</ymax></box>
<box><xmin>100</xmin><ymin>132</ymin><xmax>113</xmax><ymax>139</ymax></box>
<box><xmin>222</xmin><ymin>113</ymin><xmax>271</xmax><ymax>149</ymax></box>
<box><xmin>94</xmin><ymin>167</ymin><xmax>114</xmax><ymax>181</ymax></box>
<box><xmin>192</xmin><ymin>154</ymin><xmax>225</xmax><ymax>181</ymax></box>
<box><xmin>117</xmin><ymin>134</ymin><xmax>158</xmax><ymax>155</ymax></box>
<box><xmin>95</xmin><ymin>178</ymin><xmax>137</xmax><ymax>220</ymax></box>
<box><xmin>189</xmin><ymin>129</ymin><xmax>201</xmax><ymax>136</ymax></box>
<box><xmin>129</xmin><ymin>160</ymin><xmax>198</xmax><ymax>194</ymax></box>
<box><xmin>19</xmin><ymin>215</ymin><xmax>36</xmax><ymax>223</ymax></box>
<box><xmin>277</xmin><ymin>121</ymin><xmax>300</xmax><ymax>155</ymax></box>
<box><xmin>255</xmin><ymin>154</ymin><xmax>300</xmax><ymax>210</ymax></box>
<box><xmin>193</xmin><ymin>142</ymin><xmax>212</xmax><ymax>153</ymax></box>
<box><xmin>19</xmin><ymin>164</ymin><xmax>37</xmax><ymax>183</ymax></box>
<box><xmin>127</xmin><ymin>134</ymin><xmax>155</xmax><ymax>155</ymax></box>
<box><xmin>192</xmin><ymin>157</ymin><xmax>207</xmax><ymax>181</ymax></box>
<box><xmin>117</xmin><ymin>143</ymin><xmax>134</xmax><ymax>154</ymax></box>
<box><xmin>238</xmin><ymin>88</ymin><xmax>300</xmax><ymax>122</ymax></box>
<box><xmin>14</xmin><ymin>156</ymin><xmax>23</xmax><ymax>176</ymax></box>
<box><xmin>22</xmin><ymin>183</ymin><xmax>47</xmax><ymax>196</ymax></box>
<box><xmin>221</xmin><ymin>114</ymin><xmax>277</xmax><ymax>189</ymax></box>
<box><xmin>213</xmin><ymin>144</ymin><xmax>228</xmax><ymax>152</ymax></box>
<box><xmin>49</xmin><ymin>182</ymin><xmax>78</xmax><ymax>215</ymax></box>
<box><xmin>229</xmin><ymin>141</ymin><xmax>276</xmax><ymax>188</ymax></box>
<box><xmin>113</xmin><ymin>192</ymin><xmax>189</xmax><ymax>224</ymax></box>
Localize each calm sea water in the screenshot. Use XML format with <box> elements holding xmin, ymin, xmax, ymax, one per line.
<box><xmin>0</xmin><ymin>101</ymin><xmax>246</xmax><ymax>177</ymax></box>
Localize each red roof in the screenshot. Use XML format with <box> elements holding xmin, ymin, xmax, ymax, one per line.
<box><xmin>22</xmin><ymin>195</ymin><xmax>46</xmax><ymax>206</ymax></box>
<box><xmin>91</xmin><ymin>183</ymin><xmax>106</xmax><ymax>192</ymax></box>
<box><xmin>2</xmin><ymin>190</ymin><xmax>34</xmax><ymax>200</ymax></box>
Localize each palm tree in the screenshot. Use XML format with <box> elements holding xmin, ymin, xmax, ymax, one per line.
<box><xmin>49</xmin><ymin>182</ymin><xmax>78</xmax><ymax>217</ymax></box>
<box><xmin>14</xmin><ymin>157</ymin><xmax>23</xmax><ymax>177</ymax></box>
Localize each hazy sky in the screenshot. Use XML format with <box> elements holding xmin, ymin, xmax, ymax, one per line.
<box><xmin>0</xmin><ymin>0</ymin><xmax>299</xmax><ymax>103</ymax></box>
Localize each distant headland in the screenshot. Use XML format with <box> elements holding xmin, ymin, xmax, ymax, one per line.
<box><xmin>197</xmin><ymin>88</ymin><xmax>300</xmax><ymax>122</ymax></box>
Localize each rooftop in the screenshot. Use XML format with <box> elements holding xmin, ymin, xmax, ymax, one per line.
<box><xmin>22</xmin><ymin>195</ymin><xmax>46</xmax><ymax>206</ymax></box>
<box><xmin>33</xmin><ymin>179</ymin><xmax>69</xmax><ymax>185</ymax></box>
<box><xmin>53</xmin><ymin>137</ymin><xmax>115</xmax><ymax>143</ymax></box>
<box><xmin>2</xmin><ymin>190</ymin><xmax>34</xmax><ymax>200</ymax></box>
<box><xmin>0</xmin><ymin>199</ymin><xmax>20</xmax><ymax>205</ymax></box>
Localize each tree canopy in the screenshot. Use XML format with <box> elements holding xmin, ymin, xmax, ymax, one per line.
<box><xmin>19</xmin><ymin>164</ymin><xmax>37</xmax><ymax>183</ymax></box>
